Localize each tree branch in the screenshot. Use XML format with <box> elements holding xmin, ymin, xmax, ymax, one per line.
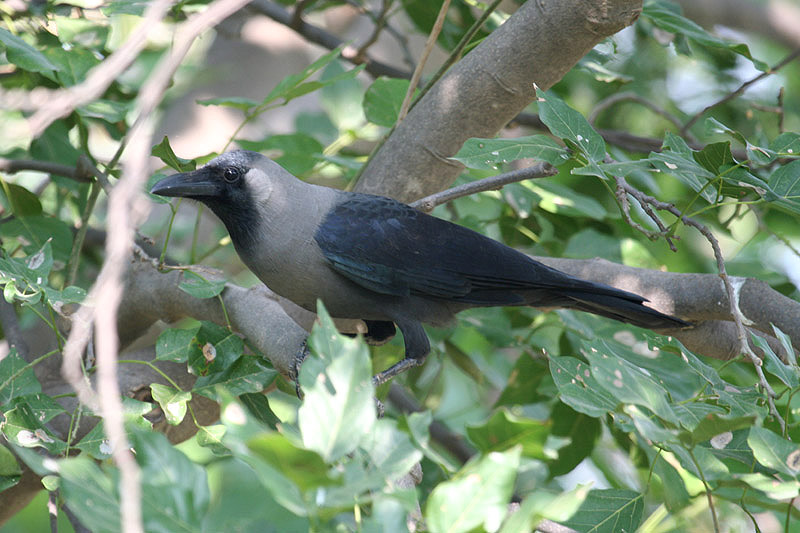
<box><xmin>249</xmin><ymin>0</ymin><xmax>410</xmax><ymax>79</ymax></box>
<box><xmin>355</xmin><ymin>0</ymin><xmax>643</xmax><ymax>202</ymax></box>
<box><xmin>410</xmin><ymin>162</ymin><xmax>558</xmax><ymax>213</ymax></box>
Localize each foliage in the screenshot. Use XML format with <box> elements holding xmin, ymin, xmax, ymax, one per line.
<box><xmin>1</xmin><ymin>0</ymin><xmax>800</xmax><ymax>532</ymax></box>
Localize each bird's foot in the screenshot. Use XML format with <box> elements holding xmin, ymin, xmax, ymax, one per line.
<box><xmin>290</xmin><ymin>339</ymin><xmax>309</xmax><ymax>399</ymax></box>
<box><xmin>291</xmin><ymin>338</ymin><xmax>386</xmax><ymax>416</ymax></box>
<box><xmin>373</xmin><ymin>357</ymin><xmax>425</xmax><ymax>387</ymax></box>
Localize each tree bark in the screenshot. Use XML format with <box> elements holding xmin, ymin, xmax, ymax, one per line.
<box><xmin>355</xmin><ymin>0</ymin><xmax>643</xmax><ymax>202</ymax></box>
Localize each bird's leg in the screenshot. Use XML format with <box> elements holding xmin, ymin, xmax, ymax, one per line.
<box><xmin>290</xmin><ymin>339</ymin><xmax>310</xmax><ymax>399</ymax></box>
<box><xmin>372</xmin><ymin>319</ymin><xmax>430</xmax><ymax>386</ymax></box>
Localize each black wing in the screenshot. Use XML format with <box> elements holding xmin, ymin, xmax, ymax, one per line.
<box><xmin>314</xmin><ymin>194</ymin><xmax>631</xmax><ymax>306</ymax></box>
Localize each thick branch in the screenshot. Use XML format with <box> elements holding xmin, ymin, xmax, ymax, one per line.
<box><xmin>355</xmin><ymin>0</ymin><xmax>643</xmax><ymax>202</ymax></box>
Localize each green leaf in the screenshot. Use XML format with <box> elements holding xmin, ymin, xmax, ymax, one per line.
<box><xmin>150</xmin><ymin>384</ymin><xmax>191</xmax><ymax>425</ymax></box>
<box><xmin>239</xmin><ymin>392</ymin><xmax>280</xmax><ymax>429</ymax></box>
<box><xmin>297</xmin><ymin>303</ymin><xmax>376</xmax><ymax>462</ymax></box>
<box><xmin>131</xmin><ymin>430</ymin><xmax>210</xmax><ymax>532</ymax></box>
<box><xmin>0</xmin><ymin>216</ymin><xmax>73</xmax><ymax>264</ymax></box>
<box><xmin>195</xmin><ymin>424</ymin><xmax>227</xmax><ymax>455</ymax></box>
<box><xmin>319</xmin><ymin>60</ymin><xmax>366</xmax><ymax>130</ymax></box>
<box><xmin>151</xmin><ymin>136</ymin><xmax>196</xmax><ymax>172</ymax></box>
<box><xmin>536</xmin><ymin>88</ymin><xmax>605</xmax><ymax>162</ymax></box>
<box><xmin>2</xmin><ymin>404</ymin><xmax>67</xmax><ymax>455</ymax></box>
<box><xmin>260</xmin><ymin>47</ymin><xmax>361</xmax><ymax>109</ymax></box>
<box><xmin>652</xmin><ymin>453</ymin><xmax>690</xmax><ymax>512</ymax></box>
<box><xmin>549</xmin><ymin>402</ymin><xmax>602</xmax><ymax>477</ymax></box>
<box><xmin>682</xmin><ymin>414</ymin><xmax>756</xmax><ymax>447</ymax></box>
<box><xmin>45</xmin><ymin>46</ymin><xmax>99</xmax><ymax>86</ymax></box>
<box><xmin>405</xmin><ymin>410</ymin><xmax>460</xmax><ymax>473</ymax></box>
<box><xmin>78</xmin><ymin>99</ymin><xmax>130</xmax><ymax>123</ymax></box>
<box><xmin>495</xmin><ymin>354</ymin><xmax>549</xmax><ymax>407</ymax></box>
<box><xmin>202</xmin><ymin>457</ymin><xmax>309</xmax><ymax>531</ymax></box>
<box><xmin>562</xmin><ymin>489</ymin><xmax>644</xmax><ymax>533</ymax></box>
<box><xmin>220</xmin><ymin>397</ymin><xmax>307</xmax><ymax>515</ymax></box>
<box><xmin>693</xmin><ymin>141</ymin><xmax>735</xmax><ymax>174</ymax></box>
<box><xmin>586</xmin><ymin>340</ymin><xmax>680</xmax><ymax>426</ymax></box>
<box><xmin>649</xmin><ymin>150</ymin><xmax>717</xmax><ymax>203</ymax></box>
<box><xmin>59</xmin><ymin>456</ymin><xmax>120</xmax><ymax>533</ymax></box>
<box><xmin>363</xmin><ymin>77</ymin><xmax>412</xmax><ymax>126</ymax></box>
<box><xmin>0</xmin><ymin>28</ymin><xmax>59</xmax><ymax>75</ymax></box>
<box><xmin>748</xmin><ymin>427</ymin><xmax>800</xmax><ymax>478</ymax></box>
<box><xmin>360</xmin><ymin>418</ymin><xmax>423</xmax><ymax>482</ymax></box>
<box><xmin>527</xmin><ymin>180</ymin><xmax>608</xmax><ymax>220</ymax></box>
<box><xmin>466</xmin><ymin>408</ymin><xmax>552</xmax><ymax>459</ymax></box>
<box><xmin>453</xmin><ymin>135</ymin><xmax>568</xmax><ymax>170</ymax></box>
<box><xmin>426</xmin><ymin>447</ymin><xmax>521</xmax><ymax>533</ymax></box>
<box><xmin>0</xmin><ymin>353</ymin><xmax>40</xmax><ymax>404</ymax></box>
<box><xmin>768</xmin><ymin>160</ymin><xmax>800</xmax><ymax>214</ymax></box>
<box><xmin>770</xmin><ymin>132</ymin><xmax>800</xmax><ymax>157</ymax></box>
<box><xmin>237</xmin><ymin>133</ymin><xmax>323</xmax><ymax>176</ymax></box>
<box><xmin>73</xmin><ymin>422</ymin><xmax>112</xmax><ymax>459</ymax></box>
<box><xmin>29</xmin><ymin>119</ymin><xmax>81</xmax><ymax>168</ymax></box>
<box><xmin>500</xmin><ymin>484</ymin><xmax>589</xmax><ymax>533</ymax></box>
<box><xmin>772</xmin><ymin>325</ymin><xmax>797</xmax><ymax>366</ymax></box>
<box><xmin>192</xmin><ymin>356</ymin><xmax>277</xmax><ymax>401</ymax></box>
<box><xmin>0</xmin><ymin>443</ymin><xmax>21</xmax><ymax>492</ymax></box>
<box><xmin>0</xmin><ymin>182</ymin><xmax>43</xmax><ymax>217</ymax></box>
<box><xmin>751</xmin><ymin>332</ymin><xmax>799</xmax><ymax>388</ymax></box>
<box><xmin>178</xmin><ymin>270</ymin><xmax>226</xmax><ymax>299</ymax></box>
<box><xmin>187</xmin><ymin>321</ymin><xmax>244</xmax><ymax>376</ymax></box>
<box><xmin>550</xmin><ymin>356</ymin><xmax>618</xmax><ymax>417</ymax></box>
<box><xmin>643</xmin><ymin>2</ymin><xmax>768</xmax><ymax>71</ymax></box>
<box><xmin>197</xmin><ymin>96</ymin><xmax>259</xmax><ymax>110</ymax></box>
<box><xmin>154</xmin><ymin>326</ymin><xmax>200</xmax><ymax>363</ymax></box>
<box><xmin>246</xmin><ymin>431</ymin><xmax>339</xmax><ymax>492</ymax></box>
<box><xmin>7</xmin><ymin>393</ymin><xmax>65</xmax><ymax>424</ymax></box>
<box><xmin>739</xmin><ymin>472</ymin><xmax>800</xmax><ymax>500</ymax></box>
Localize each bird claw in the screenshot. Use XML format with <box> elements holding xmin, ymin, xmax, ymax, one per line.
<box><xmin>372</xmin><ymin>357</ymin><xmax>425</xmax><ymax>387</ymax></box>
<box><xmin>290</xmin><ymin>339</ymin><xmax>309</xmax><ymax>399</ymax></box>
<box><xmin>291</xmin><ymin>338</ymin><xmax>386</xmax><ymax>417</ymax></box>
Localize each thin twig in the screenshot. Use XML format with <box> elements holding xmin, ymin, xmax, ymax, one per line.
<box><xmin>511</xmin><ymin>113</ymin><xmax>754</xmax><ymax>159</ymax></box>
<box><xmin>688</xmin><ymin>447</ymin><xmax>720</xmax><ymax>533</ymax></box>
<box><xmin>681</xmin><ymin>46</ymin><xmax>800</xmax><ymax>135</ymax></box>
<box><xmin>290</xmin><ymin>0</ymin><xmax>314</xmax><ymax>29</ymax></box>
<box><xmin>27</xmin><ymin>0</ymin><xmax>174</xmax><ymax>137</ymax></box>
<box><xmin>590</xmin><ymin>91</ymin><xmax>683</xmax><ymax>129</ymax></box>
<box><xmin>410</xmin><ymin>162</ymin><xmax>557</xmax><ymax>213</ymax></box>
<box><xmin>353</xmin><ymin>0</ymin><xmax>392</xmax><ymax>63</ymax></box>
<box><xmin>249</xmin><ymin>0</ymin><xmax>410</xmax><ymax>79</ymax></box>
<box><xmin>0</xmin><ymin>158</ymin><xmax>94</xmax><ymax>183</ymax></box>
<box><xmin>61</xmin><ymin>2</ymin><xmax>253</xmax><ymax>532</ymax></box>
<box><xmin>589</xmin><ymin>91</ymin><xmax>697</xmax><ymax>144</ymax></box>
<box><xmin>397</xmin><ymin>0</ymin><xmax>450</xmax><ymax>122</ymax></box>
<box><xmin>61</xmin><ymin>505</ymin><xmax>91</xmax><ymax>533</ymax></box>
<box><xmin>410</xmin><ymin>0</ymin><xmax>503</xmax><ymax>113</ymax></box>
<box><xmin>48</xmin><ymin>488</ymin><xmax>58</xmax><ymax>533</ymax></box>
<box><xmin>613</xmin><ymin>175</ymin><xmax>677</xmax><ymax>251</ymax></box>
<box><xmin>616</xmin><ymin>175</ymin><xmax>785</xmax><ymax>430</ymax></box>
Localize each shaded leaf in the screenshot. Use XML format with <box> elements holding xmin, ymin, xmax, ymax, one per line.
<box><xmin>297</xmin><ymin>303</ymin><xmax>376</xmax><ymax>462</ymax></box>
<box><xmin>426</xmin><ymin>447</ymin><xmax>521</xmax><ymax>533</ymax></box>
<box><xmin>562</xmin><ymin>489</ymin><xmax>644</xmax><ymax>533</ymax></box>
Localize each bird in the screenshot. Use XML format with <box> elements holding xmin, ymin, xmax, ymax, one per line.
<box><xmin>150</xmin><ymin>150</ymin><xmax>688</xmax><ymax>385</ymax></box>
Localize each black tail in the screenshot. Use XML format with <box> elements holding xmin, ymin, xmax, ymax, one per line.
<box><xmin>560</xmin><ymin>287</ymin><xmax>688</xmax><ymax>330</ymax></box>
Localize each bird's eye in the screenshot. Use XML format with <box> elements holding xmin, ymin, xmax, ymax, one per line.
<box><xmin>222</xmin><ymin>167</ymin><xmax>241</xmax><ymax>183</ymax></box>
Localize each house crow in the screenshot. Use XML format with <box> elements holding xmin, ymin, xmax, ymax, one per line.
<box><xmin>150</xmin><ymin>150</ymin><xmax>687</xmax><ymax>384</ymax></box>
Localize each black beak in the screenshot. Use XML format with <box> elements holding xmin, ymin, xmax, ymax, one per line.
<box><xmin>150</xmin><ymin>168</ymin><xmax>221</xmax><ymax>199</ymax></box>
